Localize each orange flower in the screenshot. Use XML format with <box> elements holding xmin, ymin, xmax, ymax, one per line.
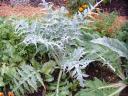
<box><xmin>81</xmin><ymin>3</ymin><xmax>88</xmax><ymax>9</ymax></box>
<box><xmin>78</xmin><ymin>7</ymin><xmax>84</xmax><ymax>12</ymax></box>
<box><xmin>0</xmin><ymin>92</ymin><xmax>4</xmax><ymax>96</ymax></box>
<box><xmin>8</xmin><ymin>92</ymin><xmax>14</xmax><ymax>96</ymax></box>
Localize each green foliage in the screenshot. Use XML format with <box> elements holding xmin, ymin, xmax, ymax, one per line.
<box><xmin>12</xmin><ymin>8</ymin><xmax>81</xmax><ymax>56</ymax></box>
<box><xmin>81</xmin><ymin>12</ymin><xmax>117</xmax><ymax>37</ymax></box>
<box><xmin>103</xmin><ymin>0</ymin><xmax>111</xmax><ymax>4</ymax></box>
<box><xmin>91</xmin><ymin>37</ymin><xmax>128</xmax><ymax>59</ymax></box>
<box><xmin>76</xmin><ymin>78</ymin><xmax>118</xmax><ymax>96</ymax></box>
<box><xmin>0</xmin><ymin>4</ymin><xmax>127</xmax><ymax>96</ymax></box>
<box><xmin>0</xmin><ymin>17</ymin><xmax>46</xmax><ymax>95</ymax></box>
<box><xmin>11</xmin><ymin>65</ymin><xmax>45</xmax><ymax>96</ymax></box>
<box><xmin>91</xmin><ymin>37</ymin><xmax>128</xmax><ymax>78</ymax></box>
<box><xmin>61</xmin><ymin>47</ymin><xmax>94</xmax><ymax>87</ymax></box>
<box><xmin>78</xmin><ymin>31</ymin><xmax>124</xmax><ymax>79</ymax></box>
<box><xmin>65</xmin><ymin>0</ymin><xmax>96</xmax><ymax>14</ymax></box>
<box><xmin>116</xmin><ymin>22</ymin><xmax>128</xmax><ymax>46</ymax></box>
<box><xmin>91</xmin><ymin>37</ymin><xmax>128</xmax><ymax>93</ymax></box>
<box><xmin>0</xmin><ymin>7</ymin><xmax>85</xmax><ymax>95</ymax></box>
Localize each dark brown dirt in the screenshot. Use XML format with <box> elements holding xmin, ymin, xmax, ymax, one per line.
<box><xmin>26</xmin><ymin>87</ymin><xmax>45</xmax><ymax>96</ymax></box>
<box><xmin>86</xmin><ymin>61</ymin><xmax>121</xmax><ymax>83</ymax></box>
<box><xmin>100</xmin><ymin>0</ymin><xmax>128</xmax><ymax>16</ymax></box>
<box><xmin>86</xmin><ymin>61</ymin><xmax>128</xmax><ymax>96</ymax></box>
<box><xmin>120</xmin><ymin>86</ymin><xmax>128</xmax><ymax>96</ymax></box>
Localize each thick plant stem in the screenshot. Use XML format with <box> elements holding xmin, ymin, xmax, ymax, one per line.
<box><xmin>85</xmin><ymin>0</ymin><xmax>104</xmax><ymax>17</ymax></box>
<box><xmin>56</xmin><ymin>70</ymin><xmax>63</xmax><ymax>96</ymax></box>
<box><xmin>92</xmin><ymin>0</ymin><xmax>104</xmax><ymax>10</ymax></box>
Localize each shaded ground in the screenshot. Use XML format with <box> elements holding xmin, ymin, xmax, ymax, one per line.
<box><xmin>86</xmin><ymin>62</ymin><xmax>121</xmax><ymax>83</ymax></box>
<box><xmin>100</xmin><ymin>0</ymin><xmax>128</xmax><ymax>16</ymax></box>
<box><xmin>86</xmin><ymin>62</ymin><xmax>128</xmax><ymax>96</ymax></box>
<box><xmin>120</xmin><ymin>87</ymin><xmax>128</xmax><ymax>96</ymax></box>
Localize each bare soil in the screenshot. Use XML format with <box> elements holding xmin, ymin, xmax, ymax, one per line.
<box><xmin>99</xmin><ymin>0</ymin><xmax>128</xmax><ymax>16</ymax></box>
<box><xmin>0</xmin><ymin>3</ymin><xmax>46</xmax><ymax>17</ymax></box>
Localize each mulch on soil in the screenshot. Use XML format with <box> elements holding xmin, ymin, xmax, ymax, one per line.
<box><xmin>0</xmin><ymin>3</ymin><xmax>46</xmax><ymax>17</ymax></box>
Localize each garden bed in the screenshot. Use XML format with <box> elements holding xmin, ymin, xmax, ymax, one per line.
<box><xmin>0</xmin><ymin>0</ymin><xmax>128</xmax><ymax>96</ymax></box>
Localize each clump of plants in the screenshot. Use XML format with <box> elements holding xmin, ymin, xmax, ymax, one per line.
<box><xmin>65</xmin><ymin>0</ymin><xmax>111</xmax><ymax>14</ymax></box>
<box><xmin>116</xmin><ymin>22</ymin><xmax>128</xmax><ymax>45</ymax></box>
<box><xmin>65</xmin><ymin>0</ymin><xmax>91</xmax><ymax>14</ymax></box>
<box><xmin>81</xmin><ymin>12</ymin><xmax>118</xmax><ymax>37</ymax></box>
<box><xmin>0</xmin><ymin>3</ymin><xmax>128</xmax><ymax>96</ymax></box>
